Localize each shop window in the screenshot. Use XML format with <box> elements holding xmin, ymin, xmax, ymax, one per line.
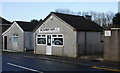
<box><xmin>37</xmin><ymin>35</ymin><xmax>46</xmax><ymax>45</ymax></box>
<box><xmin>52</xmin><ymin>34</ymin><xmax>63</xmax><ymax>46</ymax></box>
<box><xmin>53</xmin><ymin>38</ymin><xmax>63</xmax><ymax>45</ymax></box>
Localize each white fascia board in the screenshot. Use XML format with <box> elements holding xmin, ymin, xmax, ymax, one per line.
<box><xmin>2</xmin><ymin>21</ymin><xmax>24</xmax><ymax>35</ymax></box>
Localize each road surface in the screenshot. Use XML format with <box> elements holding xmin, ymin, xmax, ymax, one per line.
<box><xmin>2</xmin><ymin>52</ymin><xmax>118</xmax><ymax>73</ymax></box>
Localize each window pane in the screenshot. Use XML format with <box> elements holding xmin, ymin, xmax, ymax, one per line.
<box><xmin>52</xmin><ymin>35</ymin><xmax>57</xmax><ymax>37</ymax></box>
<box><xmin>58</xmin><ymin>35</ymin><xmax>62</xmax><ymax>37</ymax></box>
<box><xmin>37</xmin><ymin>38</ymin><xmax>46</xmax><ymax>44</ymax></box>
<box><xmin>37</xmin><ymin>35</ymin><xmax>41</xmax><ymax>37</ymax></box>
<box><xmin>13</xmin><ymin>37</ymin><xmax>18</xmax><ymax>42</ymax></box>
<box><xmin>42</xmin><ymin>35</ymin><xmax>45</xmax><ymax>37</ymax></box>
<box><xmin>53</xmin><ymin>38</ymin><xmax>63</xmax><ymax>45</ymax></box>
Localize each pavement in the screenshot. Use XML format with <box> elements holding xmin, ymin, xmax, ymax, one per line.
<box><xmin>5</xmin><ymin>51</ymin><xmax>119</xmax><ymax>71</ymax></box>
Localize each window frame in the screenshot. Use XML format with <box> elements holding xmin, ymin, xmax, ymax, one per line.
<box><xmin>52</xmin><ymin>34</ymin><xmax>64</xmax><ymax>47</ymax></box>
<box><xmin>36</xmin><ymin>34</ymin><xmax>47</xmax><ymax>45</ymax></box>
<box><xmin>12</xmin><ymin>34</ymin><xmax>18</xmax><ymax>42</ymax></box>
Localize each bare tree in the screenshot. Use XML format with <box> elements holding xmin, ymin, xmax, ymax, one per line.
<box><xmin>55</xmin><ymin>9</ymin><xmax>115</xmax><ymax>28</ymax></box>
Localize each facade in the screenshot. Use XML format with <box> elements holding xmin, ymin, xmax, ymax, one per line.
<box><xmin>34</xmin><ymin>12</ymin><xmax>104</xmax><ymax>57</ymax></box>
<box><xmin>0</xmin><ymin>17</ymin><xmax>11</xmax><ymax>50</ymax></box>
<box><xmin>2</xmin><ymin>21</ymin><xmax>38</xmax><ymax>52</ymax></box>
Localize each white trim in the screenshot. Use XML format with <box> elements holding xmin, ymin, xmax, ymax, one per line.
<box><xmin>7</xmin><ymin>63</ymin><xmax>42</xmax><ymax>73</ymax></box>
<box><xmin>36</xmin><ymin>34</ymin><xmax>47</xmax><ymax>46</ymax></box>
<box><xmin>2</xmin><ymin>22</ymin><xmax>24</xmax><ymax>35</ymax></box>
<box><xmin>111</xmin><ymin>28</ymin><xmax>120</xmax><ymax>30</ymax></box>
<box><xmin>52</xmin><ymin>34</ymin><xmax>64</xmax><ymax>47</ymax></box>
<box><xmin>36</xmin><ymin>34</ymin><xmax>64</xmax><ymax>47</ymax></box>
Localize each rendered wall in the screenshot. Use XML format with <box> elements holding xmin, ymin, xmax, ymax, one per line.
<box><xmin>104</xmin><ymin>29</ymin><xmax>120</xmax><ymax>62</ymax></box>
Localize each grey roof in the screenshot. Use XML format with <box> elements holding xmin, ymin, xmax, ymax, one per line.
<box><xmin>15</xmin><ymin>21</ymin><xmax>39</xmax><ymax>31</ymax></box>
<box><xmin>52</xmin><ymin>12</ymin><xmax>104</xmax><ymax>31</ymax></box>
<box><xmin>0</xmin><ymin>17</ymin><xmax>11</xmax><ymax>24</ymax></box>
<box><xmin>0</xmin><ymin>25</ymin><xmax>11</xmax><ymax>33</ymax></box>
<box><xmin>34</xmin><ymin>12</ymin><xmax>104</xmax><ymax>32</ymax></box>
<box><xmin>0</xmin><ymin>17</ymin><xmax>11</xmax><ymax>33</ymax></box>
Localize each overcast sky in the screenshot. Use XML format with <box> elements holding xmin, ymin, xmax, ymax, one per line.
<box><xmin>1</xmin><ymin>2</ymin><xmax>119</xmax><ymax>22</ymax></box>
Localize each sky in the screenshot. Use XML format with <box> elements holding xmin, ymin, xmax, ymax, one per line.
<box><xmin>0</xmin><ymin>1</ymin><xmax>119</xmax><ymax>22</ymax></box>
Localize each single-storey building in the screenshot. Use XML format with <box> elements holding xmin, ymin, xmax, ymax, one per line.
<box><xmin>0</xmin><ymin>17</ymin><xmax>11</xmax><ymax>50</ymax></box>
<box><xmin>34</xmin><ymin>12</ymin><xmax>104</xmax><ymax>57</ymax></box>
<box><xmin>2</xmin><ymin>21</ymin><xmax>38</xmax><ymax>52</ymax></box>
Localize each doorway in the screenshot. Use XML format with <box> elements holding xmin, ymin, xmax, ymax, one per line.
<box><xmin>4</xmin><ymin>36</ymin><xmax>7</xmax><ymax>50</ymax></box>
<box><xmin>46</xmin><ymin>35</ymin><xmax>52</xmax><ymax>55</ymax></box>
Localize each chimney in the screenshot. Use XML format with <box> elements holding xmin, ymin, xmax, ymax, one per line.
<box><xmin>85</xmin><ymin>15</ymin><xmax>92</xmax><ymax>21</ymax></box>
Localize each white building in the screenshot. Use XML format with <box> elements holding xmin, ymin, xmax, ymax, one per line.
<box><xmin>34</xmin><ymin>12</ymin><xmax>104</xmax><ymax>57</ymax></box>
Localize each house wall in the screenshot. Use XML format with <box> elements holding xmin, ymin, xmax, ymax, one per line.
<box><xmin>3</xmin><ymin>23</ymin><xmax>24</xmax><ymax>52</ymax></box>
<box><xmin>35</xmin><ymin>14</ymin><xmax>77</xmax><ymax>57</ymax></box>
<box><xmin>24</xmin><ymin>32</ymin><xmax>34</xmax><ymax>51</ymax></box>
<box><xmin>77</xmin><ymin>31</ymin><xmax>103</xmax><ymax>56</ymax></box>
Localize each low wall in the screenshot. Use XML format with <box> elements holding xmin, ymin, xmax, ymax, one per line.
<box><xmin>104</xmin><ymin>28</ymin><xmax>120</xmax><ymax>62</ymax></box>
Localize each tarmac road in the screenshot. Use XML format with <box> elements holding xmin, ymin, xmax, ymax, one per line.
<box><xmin>2</xmin><ymin>52</ymin><xmax>119</xmax><ymax>73</ymax></box>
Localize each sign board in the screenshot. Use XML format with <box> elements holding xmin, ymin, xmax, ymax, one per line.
<box><xmin>39</xmin><ymin>28</ymin><xmax>60</xmax><ymax>33</ymax></box>
<box><xmin>104</xmin><ymin>30</ymin><xmax>111</xmax><ymax>37</ymax></box>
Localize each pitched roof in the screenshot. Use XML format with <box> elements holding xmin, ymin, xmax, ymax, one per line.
<box><xmin>15</xmin><ymin>21</ymin><xmax>39</xmax><ymax>31</ymax></box>
<box><xmin>0</xmin><ymin>17</ymin><xmax>11</xmax><ymax>24</ymax></box>
<box><xmin>34</xmin><ymin>12</ymin><xmax>104</xmax><ymax>32</ymax></box>
<box><xmin>0</xmin><ymin>25</ymin><xmax>11</xmax><ymax>33</ymax></box>
<box><xmin>52</xmin><ymin>12</ymin><xmax>104</xmax><ymax>31</ymax></box>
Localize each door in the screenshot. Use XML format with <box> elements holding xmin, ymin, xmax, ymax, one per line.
<box><xmin>4</xmin><ymin>36</ymin><xmax>7</xmax><ymax>50</ymax></box>
<box><xmin>46</xmin><ymin>35</ymin><xmax>52</xmax><ymax>55</ymax></box>
<box><xmin>12</xmin><ymin>34</ymin><xmax>18</xmax><ymax>50</ymax></box>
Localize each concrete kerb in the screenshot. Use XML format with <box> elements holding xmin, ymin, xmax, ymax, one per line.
<box><xmin>4</xmin><ymin>52</ymin><xmax>120</xmax><ymax>71</ymax></box>
<box><xmin>38</xmin><ymin>57</ymin><xmax>120</xmax><ymax>70</ymax></box>
<box><xmin>24</xmin><ymin>55</ymin><xmax>120</xmax><ymax>71</ymax></box>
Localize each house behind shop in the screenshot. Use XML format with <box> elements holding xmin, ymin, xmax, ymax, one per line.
<box><xmin>0</xmin><ymin>17</ymin><xmax>11</xmax><ymax>50</ymax></box>
<box><xmin>34</xmin><ymin>12</ymin><xmax>104</xmax><ymax>57</ymax></box>
<box><xmin>2</xmin><ymin>21</ymin><xmax>39</xmax><ymax>52</ymax></box>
